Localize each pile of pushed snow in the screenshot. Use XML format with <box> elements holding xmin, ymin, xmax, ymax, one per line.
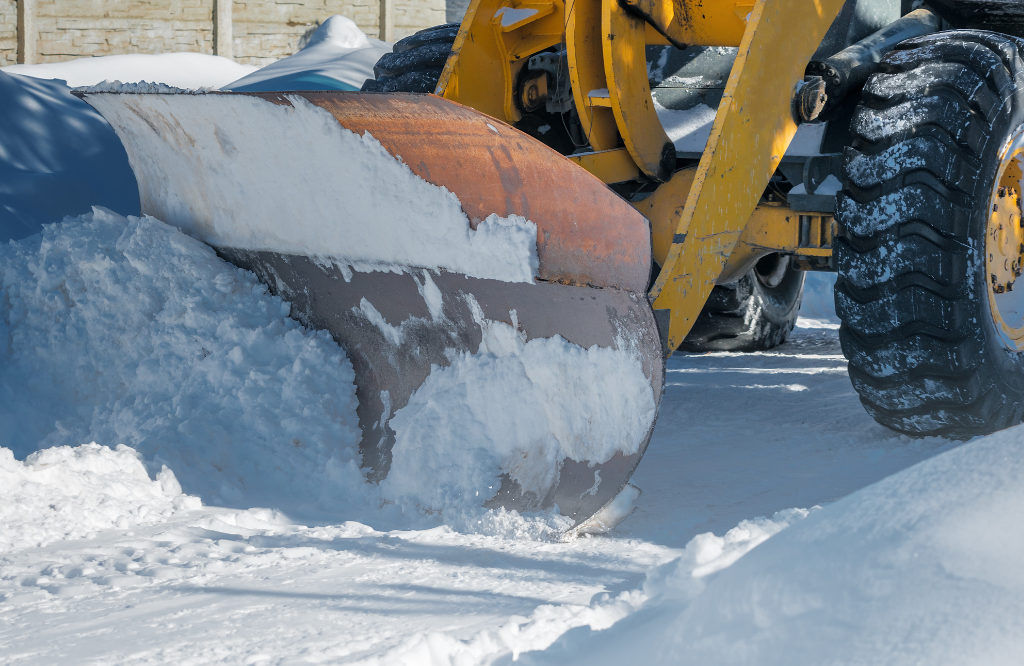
<box><xmin>0</xmin><ymin>71</ymin><xmax>138</xmax><ymax>242</ymax></box>
<box><xmin>0</xmin><ymin>207</ymin><xmax>650</xmax><ymax>541</ymax></box>
<box><xmin>0</xmin><ymin>443</ymin><xmax>200</xmax><ymax>552</ymax></box>
<box><xmin>521</xmin><ymin>426</ymin><xmax>1024</xmax><ymax>664</ymax></box>
<box><xmin>224</xmin><ymin>15</ymin><xmax>389</xmax><ymax>92</ymax></box>
<box><xmin>0</xmin><ymin>208</ymin><xmax>366</xmax><ymax>510</ymax></box>
<box><xmin>2</xmin><ymin>52</ymin><xmax>256</xmax><ymax>90</ymax></box>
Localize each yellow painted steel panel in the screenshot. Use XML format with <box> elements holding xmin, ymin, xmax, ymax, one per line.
<box><xmin>603</xmin><ymin>0</ymin><xmax>673</xmax><ymax>182</ymax></box>
<box><xmin>648</xmin><ymin>0</ymin><xmax>846</xmax><ymax>353</ymax></box>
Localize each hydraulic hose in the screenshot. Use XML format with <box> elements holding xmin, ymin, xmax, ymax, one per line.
<box><xmin>806</xmin><ymin>8</ymin><xmax>941</xmax><ymax>118</ymax></box>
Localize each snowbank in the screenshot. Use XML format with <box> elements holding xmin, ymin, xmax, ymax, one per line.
<box><xmin>520</xmin><ymin>425</ymin><xmax>1024</xmax><ymax>665</ymax></box>
<box><xmin>371</xmin><ymin>509</ymin><xmax>810</xmax><ymax>665</ymax></box>
<box><xmin>85</xmin><ymin>92</ymin><xmax>541</xmax><ymax>283</ymax></box>
<box><xmin>224</xmin><ymin>16</ymin><xmax>389</xmax><ymax>92</ymax></box>
<box><xmin>0</xmin><ymin>443</ymin><xmax>200</xmax><ymax>552</ymax></box>
<box><xmin>0</xmin><ymin>71</ymin><xmax>138</xmax><ymax>242</ymax></box>
<box><xmin>0</xmin><ymin>208</ymin><xmax>366</xmax><ymax>510</ymax></box>
<box><xmin>2</xmin><ymin>52</ymin><xmax>256</xmax><ymax>90</ymax></box>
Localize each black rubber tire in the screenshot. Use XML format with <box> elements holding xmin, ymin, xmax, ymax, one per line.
<box><xmin>679</xmin><ymin>255</ymin><xmax>805</xmax><ymax>352</ymax></box>
<box><xmin>835</xmin><ymin>30</ymin><xmax>1024</xmax><ymax>437</ymax></box>
<box><xmin>361</xmin><ymin>24</ymin><xmax>459</xmax><ymax>93</ymax></box>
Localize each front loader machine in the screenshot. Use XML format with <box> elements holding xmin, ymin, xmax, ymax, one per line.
<box><xmin>81</xmin><ymin>0</ymin><xmax>1024</xmax><ymax>533</ymax></box>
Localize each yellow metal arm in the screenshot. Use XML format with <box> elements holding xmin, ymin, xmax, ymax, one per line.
<box><xmin>647</xmin><ymin>0</ymin><xmax>845</xmax><ymax>354</ymax></box>
<box><xmin>623</xmin><ymin>0</ymin><xmax>754</xmax><ymax>48</ymax></box>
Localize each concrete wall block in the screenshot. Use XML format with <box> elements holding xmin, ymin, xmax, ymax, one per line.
<box><xmin>34</xmin><ymin>0</ymin><xmax>216</xmax><ymax>20</ymax></box>
<box><xmin>0</xmin><ymin>0</ymin><xmax>16</xmax><ymax>66</ymax></box>
<box><xmin>393</xmin><ymin>0</ymin><xmax>443</xmax><ymax>39</ymax></box>
<box><xmin>3</xmin><ymin>0</ymin><xmax>442</xmax><ymax>67</ymax></box>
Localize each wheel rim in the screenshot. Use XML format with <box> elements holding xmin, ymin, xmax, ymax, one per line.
<box><xmin>987</xmin><ymin>128</ymin><xmax>1024</xmax><ymax>350</ymax></box>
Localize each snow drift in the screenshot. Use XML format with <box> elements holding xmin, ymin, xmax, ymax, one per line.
<box><xmin>519</xmin><ymin>425</ymin><xmax>1024</xmax><ymax>665</ymax></box>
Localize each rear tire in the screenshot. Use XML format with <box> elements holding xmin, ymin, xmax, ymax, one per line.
<box><xmin>361</xmin><ymin>24</ymin><xmax>459</xmax><ymax>93</ymax></box>
<box><xmin>680</xmin><ymin>255</ymin><xmax>805</xmax><ymax>352</ymax></box>
<box><xmin>836</xmin><ymin>30</ymin><xmax>1024</xmax><ymax>437</ymax></box>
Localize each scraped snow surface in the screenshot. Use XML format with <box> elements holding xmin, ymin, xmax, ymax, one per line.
<box><xmin>86</xmin><ymin>92</ymin><xmax>541</xmax><ymax>283</ymax></box>
<box><xmin>521</xmin><ymin>427</ymin><xmax>1024</xmax><ymax>665</ymax></box>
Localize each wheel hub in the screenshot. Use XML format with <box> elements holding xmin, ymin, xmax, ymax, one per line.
<box><xmin>986</xmin><ymin>132</ymin><xmax>1024</xmax><ymax>349</ymax></box>
<box><xmin>988</xmin><ymin>186</ymin><xmax>1023</xmax><ymax>294</ymax></box>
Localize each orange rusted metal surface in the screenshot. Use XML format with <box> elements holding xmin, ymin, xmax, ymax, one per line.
<box><xmin>239</xmin><ymin>91</ymin><xmax>651</xmax><ymax>293</ymax></box>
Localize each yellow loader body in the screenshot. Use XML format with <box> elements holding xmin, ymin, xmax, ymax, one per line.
<box><xmin>440</xmin><ymin>0</ymin><xmax>845</xmax><ymax>352</ymax></box>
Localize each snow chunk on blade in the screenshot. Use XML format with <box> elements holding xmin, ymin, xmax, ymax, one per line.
<box><xmin>384</xmin><ymin>309</ymin><xmax>656</xmax><ymax>525</ymax></box>
<box><xmin>82</xmin><ymin>90</ymin><xmax>541</xmax><ymax>284</ymax></box>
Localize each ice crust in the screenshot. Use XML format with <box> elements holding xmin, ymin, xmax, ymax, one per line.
<box><xmin>80</xmin><ymin>80</ymin><xmax>202</xmax><ymax>94</ymax></box>
<box><xmin>85</xmin><ymin>92</ymin><xmax>541</xmax><ymax>283</ymax></box>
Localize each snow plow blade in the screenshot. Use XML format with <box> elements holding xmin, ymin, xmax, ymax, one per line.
<box><xmin>79</xmin><ymin>90</ymin><xmax>664</xmax><ymax>530</ymax></box>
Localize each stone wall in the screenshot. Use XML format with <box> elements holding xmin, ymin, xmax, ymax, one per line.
<box><xmin>34</xmin><ymin>0</ymin><xmax>215</xmax><ymax>63</ymax></box>
<box><xmin>232</xmin><ymin>0</ymin><xmax>445</xmax><ymax>65</ymax></box>
<box><xmin>0</xmin><ymin>0</ymin><xmax>447</xmax><ymax>66</ymax></box>
<box><xmin>0</xmin><ymin>0</ymin><xmax>16</xmax><ymax>65</ymax></box>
